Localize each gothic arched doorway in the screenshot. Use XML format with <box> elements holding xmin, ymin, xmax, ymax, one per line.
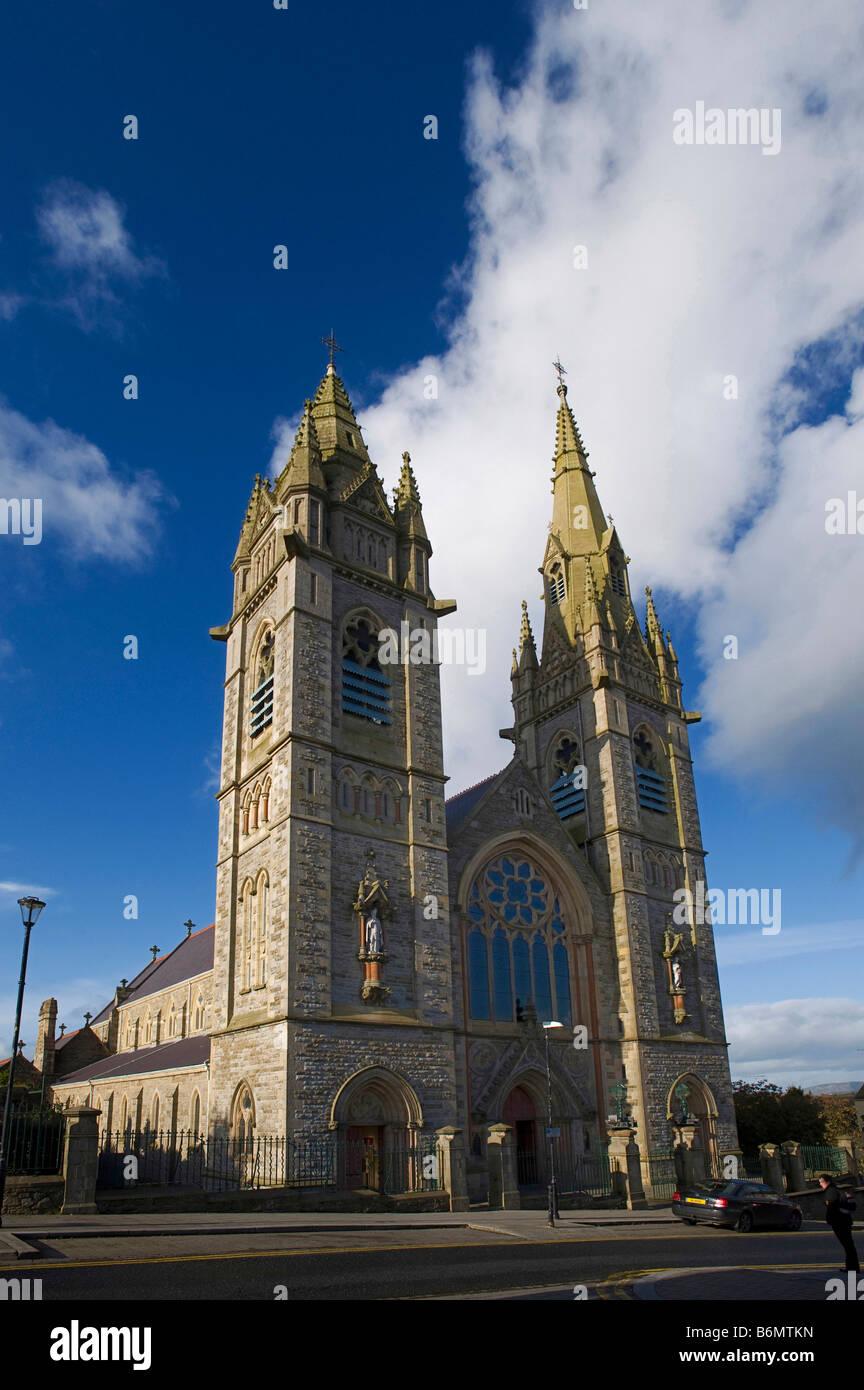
<box><xmin>668</xmin><ymin>1073</ymin><xmax>719</xmax><ymax>1172</ymax></box>
<box><xmin>503</xmin><ymin>1084</ymin><xmax>538</xmax><ymax>1186</ymax></box>
<box><xmin>331</xmin><ymin>1067</ymin><xmax>424</xmax><ymax>1194</ymax></box>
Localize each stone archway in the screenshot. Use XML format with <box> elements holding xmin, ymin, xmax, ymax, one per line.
<box><xmin>330</xmin><ymin>1067</ymin><xmax>424</xmax><ymax>1193</ymax></box>
<box><xmin>668</xmin><ymin>1073</ymin><xmax>719</xmax><ymax>1170</ymax></box>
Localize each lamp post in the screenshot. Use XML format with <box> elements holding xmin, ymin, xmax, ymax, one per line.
<box><xmin>0</xmin><ymin>896</ymin><xmax>46</xmax><ymax>1226</ymax></box>
<box><xmin>543</xmin><ymin>1020</ymin><xmax>564</xmax><ymax>1227</ymax></box>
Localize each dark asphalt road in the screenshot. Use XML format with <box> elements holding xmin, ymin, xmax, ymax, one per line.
<box><xmin>22</xmin><ymin>1229</ymin><xmax>848</xmax><ymax>1300</ymax></box>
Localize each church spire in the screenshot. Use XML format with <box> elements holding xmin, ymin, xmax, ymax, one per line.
<box><xmin>275</xmin><ymin>399</ymin><xmax>326</xmax><ymax>498</ymax></box>
<box><xmin>518</xmin><ymin>600</ymin><xmax>538</xmax><ymax>671</ymax></box>
<box><xmin>549</xmin><ymin>376</ymin><xmax>608</xmax><ymax>554</ymax></box>
<box><xmin>393</xmin><ymin>451</ymin><xmax>427</xmax><ymax>540</ymax></box>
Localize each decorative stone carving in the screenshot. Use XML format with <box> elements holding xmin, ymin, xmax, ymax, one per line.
<box><xmin>353</xmin><ymin>849</ymin><xmax>392</xmax><ymax>1005</ymax></box>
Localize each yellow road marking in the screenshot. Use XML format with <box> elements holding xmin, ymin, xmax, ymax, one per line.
<box><xmin>600</xmin><ymin>1261</ymin><xmax>838</xmax><ymax>1301</ymax></box>
<box><xmin>10</xmin><ymin>1234</ymin><xmax>597</xmax><ymax>1274</ymax></box>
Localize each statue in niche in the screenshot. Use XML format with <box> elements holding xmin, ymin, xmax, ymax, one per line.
<box><xmin>662</xmin><ymin>915</ymin><xmax>688</xmax><ymax>1024</ymax></box>
<box><xmin>353</xmin><ymin>849</ymin><xmax>391</xmax><ymax>1005</ymax></box>
<box><xmin>365</xmin><ymin>908</ymin><xmax>383</xmax><ymax>957</ymax></box>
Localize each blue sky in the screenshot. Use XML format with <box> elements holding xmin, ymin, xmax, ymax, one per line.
<box><xmin>2</xmin><ymin>0</ymin><xmax>863</xmax><ymax>1092</ymax></box>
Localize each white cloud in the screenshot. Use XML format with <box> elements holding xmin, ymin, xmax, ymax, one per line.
<box><xmin>727</xmin><ymin>996</ymin><xmax>864</xmax><ymax>1089</ymax></box>
<box><xmin>0</xmin><ymin>402</ymin><xmax>167</xmax><ymax>562</ymax></box>
<box><xmin>36</xmin><ymin>180</ymin><xmax>164</xmax><ymax>330</ymax></box>
<box><xmin>716</xmin><ymin>918</ymin><xmax>864</xmax><ymax>969</ymax></box>
<box><xmin>326</xmin><ymin>0</ymin><xmax>864</xmax><ymax>845</ymax></box>
<box><xmin>0</xmin><ymin>292</ymin><xmax>24</xmax><ymax>321</ymax></box>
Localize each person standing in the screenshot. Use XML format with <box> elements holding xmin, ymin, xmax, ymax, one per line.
<box><xmin>818</xmin><ymin>1174</ymin><xmax>860</xmax><ymax>1272</ymax></box>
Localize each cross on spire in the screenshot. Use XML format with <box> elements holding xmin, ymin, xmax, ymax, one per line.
<box><xmin>149</xmin><ymin>944</ymin><xmax>161</xmax><ymax>961</ymax></box>
<box><xmin>184</xmin><ymin>918</ymin><xmax>195</xmax><ymax>938</ymax></box>
<box><xmin>552</xmin><ymin>356</ymin><xmax>567</xmax><ymax>387</ymax></box>
<box><xmin>83</xmin><ymin>1011</ymin><xmax>92</xmax><ymax>1027</ymax></box>
<box><xmin>321</xmin><ymin>329</ymin><xmax>343</xmax><ymax>368</ymax></box>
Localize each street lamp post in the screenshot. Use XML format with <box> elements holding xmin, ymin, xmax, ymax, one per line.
<box><xmin>543</xmin><ymin>1020</ymin><xmax>564</xmax><ymax>1227</ymax></box>
<box><xmin>0</xmin><ymin>897</ymin><xmax>46</xmax><ymax>1226</ymax></box>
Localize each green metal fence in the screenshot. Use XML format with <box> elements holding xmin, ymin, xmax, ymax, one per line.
<box><xmin>800</xmin><ymin>1144</ymin><xmax>847</xmax><ymax>1178</ymax></box>
<box><xmin>645</xmin><ymin>1148</ymin><xmax>677</xmax><ymax>1201</ymax></box>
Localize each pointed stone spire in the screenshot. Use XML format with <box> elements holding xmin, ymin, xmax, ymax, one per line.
<box><xmin>518</xmin><ymin>600</ymin><xmax>539</xmax><ymax>671</ymax></box>
<box><xmin>547</xmin><ymin>378</ymin><xmax>609</xmax><ymax>565</ymax></box>
<box><xmin>310</xmin><ymin>366</ymin><xmax>370</xmax><ymax>462</ymax></box>
<box><xmin>393</xmin><ymin>451</ymin><xmax>427</xmax><ymax>540</ymax></box>
<box><xmin>275</xmin><ymin>399</ymin><xmax>326</xmax><ymax>497</ymax></box>
<box><xmin>554</xmin><ymin>380</ymin><xmax>590</xmax><ymax>471</ymax></box>
<box><xmin>666</xmin><ymin>630</ymin><xmax>678</xmax><ymax>663</ymax></box>
<box><xmin>233</xmin><ymin>473</ymin><xmax>271</xmax><ymax>563</ymax></box>
<box><xmin>511</xmin><ymin>647</ymin><xmax>519</xmax><ymax>677</ymax></box>
<box><xmin>644</xmin><ymin>585</ymin><xmax>666</xmax><ymax>652</ymax></box>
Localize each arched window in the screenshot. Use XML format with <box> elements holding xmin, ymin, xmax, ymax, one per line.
<box><xmin>547</xmin><ymin>561</ymin><xmax>566</xmax><ymax>604</ymax></box>
<box><xmin>190</xmin><ymin>1091</ymin><xmax>201</xmax><ymax>1135</ymax></box>
<box><xmin>466</xmin><ymin>855</ymin><xmax>578</xmax><ymax>1026</ymax></box>
<box><xmin>492</xmin><ymin>928</ymin><xmax>512</xmax><ymax>1020</ymax></box>
<box><xmin>609</xmin><ymin>563</ymin><xmax>627</xmax><ymax>598</ymax></box>
<box><xmin>120</xmin><ymin>1094</ymin><xmax>129</xmax><ymax>1141</ymax></box>
<box><xmin>168</xmin><ymin>1004</ymin><xmax>177</xmax><ymax>1038</ymax></box>
<box><xmin>256</xmin><ymin>873</ymin><xmax>268</xmax><ymax>987</ymax></box>
<box><xmin>239</xmin><ymin>880</ymin><xmax>253</xmax><ymax>991</ymax></box>
<box><xmin>467</xmin><ymin>930</ymin><xmax>490</xmax><ymax>1020</ymax></box>
<box><xmin>531</xmin><ymin>933</ymin><xmax>553</xmax><ymax>1020</ymax></box>
<box><xmin>341</xmin><ymin>615</ymin><xmax>392</xmax><ymax>725</ymax></box>
<box><xmin>250</xmin><ymin>628</ymin><xmax>275</xmax><ymax>738</ymax></box>
<box><xmin>193</xmin><ymin>994</ymin><xmax>205</xmax><ymax>1031</ymax></box>
<box><xmin>151</xmin><ymin>1093</ymin><xmax>160</xmax><ymax>1132</ymax></box>
<box><xmin>548</xmin><ymin>734</ymin><xmax>585</xmax><ymax>821</ymax></box>
<box><xmin>633</xmin><ymin>726</ymin><xmax>669</xmax><ymax>814</ymax></box>
<box><xmin>241</xmin><ymin>791</ymin><xmax>252</xmax><ymax>836</ymax></box>
<box><xmin>233</xmin><ymin>1086</ymin><xmax>255</xmax><ymax>1146</ymax></box>
<box><xmin>553</xmin><ymin>942</ymin><xmax>573</xmax><ymax>1027</ymax></box>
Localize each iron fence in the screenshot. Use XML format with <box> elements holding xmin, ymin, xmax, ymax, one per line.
<box><xmin>800</xmin><ymin>1144</ymin><xmax>848</xmax><ymax>1178</ymax></box>
<box><xmin>645</xmin><ymin>1148</ymin><xmax>676</xmax><ymax>1201</ymax></box>
<box><xmin>5</xmin><ymin>1103</ymin><xmax>64</xmax><ymax>1175</ymax></box>
<box><xmin>97</xmin><ymin>1129</ymin><xmax>441</xmax><ymax>1195</ymax></box>
<box><xmin>557</xmin><ymin>1152</ymin><xmax>613</xmax><ymax>1197</ymax></box>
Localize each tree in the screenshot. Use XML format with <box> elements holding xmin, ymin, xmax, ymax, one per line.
<box><xmin>733</xmin><ymin>1079</ymin><xmax>824</xmax><ymax>1149</ymax></box>
<box><xmin>818</xmin><ymin>1094</ymin><xmax>859</xmax><ymax>1144</ymax></box>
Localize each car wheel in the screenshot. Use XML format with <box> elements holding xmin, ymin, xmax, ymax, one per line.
<box><xmin>684</xmin><ymin>1218</ymin><xmax>697</xmax><ymax>1225</ymax></box>
<box><xmin>787</xmin><ymin>1211</ymin><xmax>802</xmax><ymax>1231</ymax></box>
<box><xmin>737</xmin><ymin>1210</ymin><xmax>754</xmax><ymax>1233</ymax></box>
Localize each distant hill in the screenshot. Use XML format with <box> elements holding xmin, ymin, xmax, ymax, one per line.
<box><xmin>804</xmin><ymin>1082</ymin><xmax>862</xmax><ymax>1096</ymax></box>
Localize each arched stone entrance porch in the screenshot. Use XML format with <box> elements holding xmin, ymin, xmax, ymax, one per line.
<box><xmin>330</xmin><ymin>1066</ymin><xmax>425</xmax><ymax>1194</ymax></box>
<box><xmin>667</xmin><ymin>1072</ymin><xmax>719</xmax><ymax>1172</ymax></box>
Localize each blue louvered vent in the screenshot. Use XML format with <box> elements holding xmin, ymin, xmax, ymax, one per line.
<box><xmin>342</xmin><ymin>658</ymin><xmax>392</xmax><ymax>725</ymax></box>
<box><xmin>636</xmin><ymin>764</ymin><xmax>668</xmax><ymax>813</ymax></box>
<box><xmin>249</xmin><ymin>675</ymin><xmax>274</xmax><ymax>737</ymax></box>
<box><xmin>550</xmin><ymin>769</ymin><xmax>585</xmax><ymax>820</ymax></box>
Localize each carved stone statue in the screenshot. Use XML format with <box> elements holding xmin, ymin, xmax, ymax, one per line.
<box><xmin>365</xmin><ymin>909</ymin><xmax>383</xmax><ymax>956</ymax></box>
<box><xmin>671</xmin><ymin>960</ymin><xmax>684</xmax><ymax>991</ymax></box>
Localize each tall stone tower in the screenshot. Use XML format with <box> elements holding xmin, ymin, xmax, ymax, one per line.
<box><xmin>508</xmin><ymin>376</ymin><xmax>737</xmax><ymax>1156</ymax></box>
<box><xmin>207</xmin><ymin>359</ymin><xmax>460</xmax><ymax>1141</ymax></box>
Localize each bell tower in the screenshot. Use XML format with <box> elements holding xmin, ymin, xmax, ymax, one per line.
<box><xmin>507</xmin><ymin>367</ymin><xmax>737</xmax><ymax>1156</ymax></box>
<box><xmin>207</xmin><ymin>350</ymin><xmax>460</xmax><ymax>1139</ymax></box>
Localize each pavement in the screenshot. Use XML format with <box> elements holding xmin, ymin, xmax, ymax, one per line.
<box><xmin>0</xmin><ymin>1205</ymin><xmax>675</xmax><ymax>1245</ymax></box>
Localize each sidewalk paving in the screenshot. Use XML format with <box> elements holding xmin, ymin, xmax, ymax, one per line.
<box><xmin>2</xmin><ymin>1205</ymin><xmax>676</xmax><ymax>1245</ymax></box>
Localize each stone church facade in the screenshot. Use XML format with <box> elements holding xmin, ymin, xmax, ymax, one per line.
<box><xmin>45</xmin><ymin>356</ymin><xmax>739</xmax><ymax>1194</ymax></box>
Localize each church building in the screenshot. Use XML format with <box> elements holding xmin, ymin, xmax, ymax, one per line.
<box><xmin>43</xmin><ymin>352</ymin><xmax>739</xmax><ymax>1197</ymax></box>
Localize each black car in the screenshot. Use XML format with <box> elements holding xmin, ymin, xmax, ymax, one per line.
<box><xmin>672</xmin><ymin>1179</ymin><xmax>803</xmax><ymax>1231</ymax></box>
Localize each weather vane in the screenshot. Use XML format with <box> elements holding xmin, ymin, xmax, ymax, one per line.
<box><xmin>321</xmin><ymin>330</ymin><xmax>344</xmax><ymax>368</ymax></box>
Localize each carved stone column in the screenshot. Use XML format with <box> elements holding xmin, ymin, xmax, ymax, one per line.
<box><xmin>759</xmin><ymin>1142</ymin><xmax>784</xmax><ymax>1192</ymax></box>
<box><xmin>435</xmin><ymin>1126</ymin><xmax>470</xmax><ymax>1211</ymax></box>
<box><xmin>487</xmin><ymin>1123</ymin><xmax>520</xmax><ymax>1209</ymax></box>
<box><xmin>61</xmin><ymin>1106</ymin><xmax>100</xmax><ymax>1214</ymax></box>
<box><xmin>781</xmin><ymin>1141</ymin><xmax>805</xmax><ymax>1192</ymax></box>
<box><xmin>607</xmin><ymin>1128</ymin><xmax>647</xmax><ymax>1209</ymax></box>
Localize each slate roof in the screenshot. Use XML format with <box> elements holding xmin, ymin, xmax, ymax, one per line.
<box><xmin>54</xmin><ymin>1035</ymin><xmax>211</xmax><ymax>1086</ymax></box>
<box><xmin>89</xmin><ymin>925</ymin><xmax>215</xmax><ymax>1026</ymax></box>
<box><xmin>445</xmin><ymin>771</ymin><xmax>503</xmax><ymax>834</ymax></box>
